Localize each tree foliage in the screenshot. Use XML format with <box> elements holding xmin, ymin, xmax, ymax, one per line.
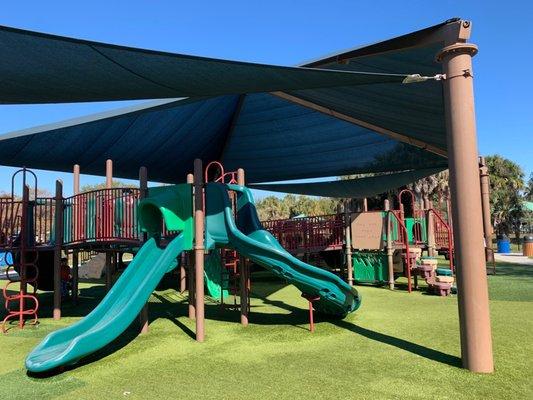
<box><xmin>526</xmin><ymin>172</ymin><xmax>533</xmax><ymax>202</ymax></box>
<box><xmin>80</xmin><ymin>180</ymin><xmax>137</xmax><ymax>192</ymax></box>
<box><xmin>485</xmin><ymin>155</ymin><xmax>525</xmax><ymax>236</ymax></box>
<box><xmin>407</xmin><ymin>170</ymin><xmax>450</xmax><ymax>204</ymax></box>
<box><xmin>255</xmin><ymin>194</ymin><xmax>339</xmax><ymax>221</ymax></box>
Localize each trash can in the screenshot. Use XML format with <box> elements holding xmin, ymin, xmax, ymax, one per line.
<box><xmin>523</xmin><ymin>235</ymin><xmax>533</xmax><ymax>257</ymax></box>
<box><xmin>497</xmin><ymin>234</ymin><xmax>511</xmax><ymax>254</ymax></box>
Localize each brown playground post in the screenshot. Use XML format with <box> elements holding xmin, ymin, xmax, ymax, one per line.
<box><xmin>344</xmin><ymin>201</ymin><xmax>353</xmax><ymax>285</ymax></box>
<box><xmin>105</xmin><ymin>252</ymin><xmax>112</xmax><ymax>291</ymax></box>
<box><xmin>425</xmin><ymin>197</ymin><xmax>436</xmax><ymax>257</ymax></box>
<box><xmin>72</xmin><ymin>251</ymin><xmax>79</xmax><ymax>304</ymax></box>
<box><xmin>73</xmin><ymin>164</ymin><xmax>80</xmax><ymax>194</ymax></box>
<box><xmin>237</xmin><ymin>168</ymin><xmax>250</xmax><ymax>326</ymax></box>
<box><xmin>186</xmin><ymin>173</ymin><xmax>196</xmax><ymax>319</ymax></box>
<box><xmin>179</xmin><ymin>174</ymin><xmax>188</xmax><ymax>295</ymax></box>
<box><xmin>105</xmin><ymin>159</ymin><xmax>113</xmax><ymax>189</ymax></box>
<box><xmin>193</xmin><ymin>159</ymin><xmax>205</xmax><ymax>341</ymax></box>
<box><xmin>479</xmin><ymin>157</ymin><xmax>495</xmax><ymax>264</ymax></box>
<box><xmin>53</xmin><ymin>180</ymin><xmax>63</xmax><ymax>320</ymax></box>
<box><xmin>138</xmin><ymin>166</ymin><xmax>149</xmax><ymax>334</ymax></box>
<box><xmin>437</xmin><ymin>20</ymin><xmax>493</xmax><ymax>373</ymax></box>
<box><xmin>384</xmin><ymin>199</ymin><xmax>394</xmax><ymax>290</ymax></box>
<box><xmin>72</xmin><ymin>164</ymin><xmax>80</xmax><ymax>304</ymax></box>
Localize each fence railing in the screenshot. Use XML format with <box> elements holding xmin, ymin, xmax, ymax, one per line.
<box><xmin>262</xmin><ymin>214</ymin><xmax>345</xmax><ymax>253</ymax></box>
<box><xmin>63</xmin><ymin>188</ymin><xmax>141</xmax><ymax>245</ymax></box>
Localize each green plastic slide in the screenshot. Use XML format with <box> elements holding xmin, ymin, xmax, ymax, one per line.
<box><xmin>205</xmin><ymin>183</ymin><xmax>361</xmax><ymax>317</ymax></box>
<box><xmin>25</xmin><ymin>234</ymin><xmax>186</xmax><ymax>373</ymax></box>
<box><xmin>204</xmin><ymin>250</ymin><xmax>229</xmax><ymax>300</ymax></box>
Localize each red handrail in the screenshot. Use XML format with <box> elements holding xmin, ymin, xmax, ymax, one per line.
<box><xmin>428</xmin><ymin>208</ymin><xmax>454</xmax><ymax>272</ymax></box>
<box><xmin>204</xmin><ymin>161</ymin><xmax>238</xmax><ymax>184</ymax></box>
<box><xmin>387</xmin><ymin>210</ymin><xmax>412</xmax><ymax>293</ymax></box>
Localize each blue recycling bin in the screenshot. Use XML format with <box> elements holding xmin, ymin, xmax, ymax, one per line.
<box><xmin>497</xmin><ymin>235</ymin><xmax>511</xmax><ymax>253</ymax></box>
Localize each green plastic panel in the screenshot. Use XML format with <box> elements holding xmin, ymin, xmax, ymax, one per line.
<box><xmin>138</xmin><ymin>184</ymin><xmax>193</xmax><ymax>250</ymax></box>
<box><xmin>352</xmin><ymin>251</ymin><xmax>389</xmax><ymax>283</ymax></box>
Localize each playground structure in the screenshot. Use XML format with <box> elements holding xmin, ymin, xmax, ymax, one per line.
<box><xmin>263</xmin><ymin>188</ymin><xmax>455</xmax><ymax>294</ymax></box>
<box><xmin>0</xmin><ymin>19</ymin><xmax>496</xmax><ymax>373</ymax></box>
<box><xmin>0</xmin><ymin>160</ymin><xmax>359</xmax><ymax>372</ymax></box>
<box><xmin>0</xmin><ymin>159</ymin><xmax>458</xmax><ymax>337</ymax></box>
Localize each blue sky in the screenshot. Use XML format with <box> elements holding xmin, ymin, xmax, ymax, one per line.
<box><xmin>0</xmin><ymin>1</ymin><xmax>531</xmax><ymax>196</ymax></box>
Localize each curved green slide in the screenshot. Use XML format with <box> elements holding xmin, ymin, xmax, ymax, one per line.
<box><xmin>25</xmin><ymin>234</ymin><xmax>186</xmax><ymax>373</ymax></box>
<box><xmin>205</xmin><ymin>183</ymin><xmax>361</xmax><ymax>317</ymax></box>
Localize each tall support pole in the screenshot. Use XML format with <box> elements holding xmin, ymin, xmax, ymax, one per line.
<box><xmin>425</xmin><ymin>197</ymin><xmax>436</xmax><ymax>257</ymax></box>
<box><xmin>237</xmin><ymin>168</ymin><xmax>249</xmax><ymax>326</ymax></box>
<box><xmin>437</xmin><ymin>21</ymin><xmax>493</xmax><ymax>373</ymax></box>
<box><xmin>73</xmin><ymin>164</ymin><xmax>80</xmax><ymax>195</ymax></box>
<box><xmin>72</xmin><ymin>251</ymin><xmax>79</xmax><ymax>304</ymax></box>
<box><xmin>186</xmin><ymin>173</ymin><xmax>196</xmax><ymax>319</ymax></box>
<box><xmin>53</xmin><ymin>180</ymin><xmax>63</xmax><ymax>320</ymax></box>
<box><xmin>363</xmin><ymin>198</ymin><xmax>368</xmax><ymax>212</ymax></box>
<box><xmin>138</xmin><ymin>166</ymin><xmax>149</xmax><ymax>334</ymax></box>
<box><xmin>105</xmin><ymin>252</ymin><xmax>112</xmax><ymax>291</ymax></box>
<box><xmin>106</xmin><ymin>159</ymin><xmax>113</xmax><ymax>189</ymax></box>
<box><xmin>479</xmin><ymin>157</ymin><xmax>494</xmax><ymax>264</ymax></box>
<box><xmin>344</xmin><ymin>201</ymin><xmax>353</xmax><ymax>285</ymax></box>
<box><xmin>193</xmin><ymin>159</ymin><xmax>205</xmax><ymax>342</ymax></box>
<box><xmin>384</xmin><ymin>199</ymin><xmax>394</xmax><ymax>290</ymax></box>
<box><xmin>72</xmin><ymin>164</ymin><xmax>81</xmax><ymax>298</ymax></box>
<box><xmin>179</xmin><ymin>175</ymin><xmax>188</xmax><ymax>294</ymax></box>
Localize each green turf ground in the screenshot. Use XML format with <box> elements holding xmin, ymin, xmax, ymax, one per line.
<box><xmin>0</xmin><ymin>262</ymin><xmax>532</xmax><ymax>400</ymax></box>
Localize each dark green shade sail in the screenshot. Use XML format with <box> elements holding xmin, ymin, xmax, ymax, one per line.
<box><xmin>0</xmin><ymin>19</ymin><xmax>458</xmax><ymax>189</ymax></box>
<box><xmin>250</xmin><ymin>168</ymin><xmax>446</xmax><ymax>198</ymax></box>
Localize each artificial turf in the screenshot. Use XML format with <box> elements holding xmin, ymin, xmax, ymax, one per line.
<box><xmin>0</xmin><ymin>262</ymin><xmax>531</xmax><ymax>400</ymax></box>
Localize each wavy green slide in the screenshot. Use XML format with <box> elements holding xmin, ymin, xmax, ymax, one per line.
<box><xmin>25</xmin><ymin>234</ymin><xmax>186</xmax><ymax>373</ymax></box>
<box><xmin>205</xmin><ymin>183</ymin><xmax>361</xmax><ymax>317</ymax></box>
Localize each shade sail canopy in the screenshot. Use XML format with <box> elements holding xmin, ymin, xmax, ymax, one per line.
<box><xmin>0</xmin><ymin>25</ymin><xmax>409</xmax><ymax>104</ymax></box>
<box><xmin>0</xmin><ymin>94</ymin><xmax>447</xmax><ymax>183</ymax></box>
<box><xmin>0</xmin><ymin>19</ymin><xmax>463</xmax><ymax>188</ymax></box>
<box><xmin>250</xmin><ymin>168</ymin><xmax>445</xmax><ymax>198</ymax></box>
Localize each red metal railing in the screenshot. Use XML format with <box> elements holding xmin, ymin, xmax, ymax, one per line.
<box><xmin>429</xmin><ymin>208</ymin><xmax>454</xmax><ymax>272</ymax></box>
<box><xmin>387</xmin><ymin>210</ymin><xmax>413</xmax><ymax>293</ymax></box>
<box><xmin>262</xmin><ymin>214</ymin><xmax>344</xmax><ymax>253</ymax></box>
<box><xmin>0</xmin><ymin>198</ymin><xmax>22</xmax><ymax>247</ymax></box>
<box><xmin>33</xmin><ymin>197</ymin><xmax>55</xmax><ymax>246</ymax></box>
<box><xmin>204</xmin><ymin>161</ymin><xmax>238</xmax><ymax>184</ymax></box>
<box><xmin>63</xmin><ymin>188</ymin><xmax>141</xmax><ymax>245</ymax></box>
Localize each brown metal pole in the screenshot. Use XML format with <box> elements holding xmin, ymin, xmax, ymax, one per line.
<box><xmin>237</xmin><ymin>168</ymin><xmax>249</xmax><ymax>326</ymax></box>
<box><xmin>72</xmin><ymin>251</ymin><xmax>79</xmax><ymax>304</ymax></box>
<box><xmin>344</xmin><ymin>201</ymin><xmax>353</xmax><ymax>285</ymax></box>
<box><xmin>73</xmin><ymin>164</ymin><xmax>80</xmax><ymax>245</ymax></box>
<box><xmin>425</xmin><ymin>197</ymin><xmax>436</xmax><ymax>257</ymax></box>
<box><xmin>186</xmin><ymin>173</ymin><xmax>195</xmax><ymax>319</ymax></box>
<box><xmin>193</xmin><ymin>160</ymin><xmax>205</xmax><ymax>341</ymax></box>
<box><xmin>138</xmin><ymin>166</ymin><xmax>149</xmax><ymax>334</ymax></box>
<box><xmin>437</xmin><ymin>21</ymin><xmax>493</xmax><ymax>373</ymax></box>
<box><xmin>105</xmin><ymin>252</ymin><xmax>112</xmax><ymax>291</ymax></box>
<box><xmin>479</xmin><ymin>157</ymin><xmax>494</xmax><ymax>264</ymax></box>
<box><xmin>384</xmin><ymin>199</ymin><xmax>394</xmax><ymax>290</ymax></box>
<box><xmin>53</xmin><ymin>180</ymin><xmax>63</xmax><ymax>320</ymax></box>
<box><xmin>106</xmin><ymin>159</ymin><xmax>113</xmax><ymax>189</ymax></box>
<box><xmin>73</xmin><ymin>164</ymin><xmax>80</xmax><ymax>195</ymax></box>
